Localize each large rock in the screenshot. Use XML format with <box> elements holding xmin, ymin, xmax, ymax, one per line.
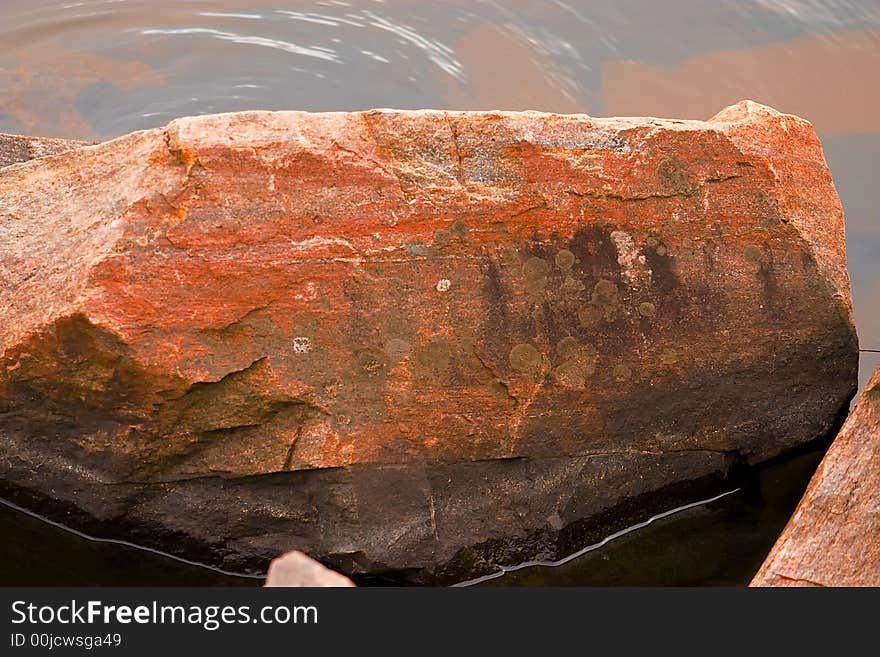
<box><xmin>752</xmin><ymin>366</ymin><xmax>880</xmax><ymax>587</ymax></box>
<box><xmin>0</xmin><ymin>101</ymin><xmax>858</xmax><ymax>582</ymax></box>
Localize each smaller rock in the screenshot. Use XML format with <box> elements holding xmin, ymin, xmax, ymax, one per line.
<box><xmin>264</xmin><ymin>551</ymin><xmax>355</xmax><ymax>587</ymax></box>
<box><xmin>751</xmin><ymin>365</ymin><xmax>880</xmax><ymax>587</ymax></box>
<box><xmin>0</xmin><ymin>133</ymin><xmax>90</xmax><ymax>168</ymax></box>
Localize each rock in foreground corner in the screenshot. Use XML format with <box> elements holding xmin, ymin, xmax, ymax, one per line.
<box><xmin>265</xmin><ymin>551</ymin><xmax>355</xmax><ymax>587</ymax></box>
<box><xmin>0</xmin><ymin>101</ymin><xmax>858</xmax><ymax>582</ymax></box>
<box><xmin>752</xmin><ymin>365</ymin><xmax>880</xmax><ymax>587</ymax></box>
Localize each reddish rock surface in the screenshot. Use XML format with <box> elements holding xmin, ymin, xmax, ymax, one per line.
<box><xmin>264</xmin><ymin>550</ymin><xmax>355</xmax><ymax>587</ymax></box>
<box><xmin>0</xmin><ymin>101</ymin><xmax>858</xmax><ymax>581</ymax></box>
<box><xmin>752</xmin><ymin>365</ymin><xmax>880</xmax><ymax>587</ymax></box>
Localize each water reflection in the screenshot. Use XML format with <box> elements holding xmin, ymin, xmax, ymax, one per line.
<box><xmin>601</xmin><ymin>30</ymin><xmax>880</xmax><ymax>136</ymax></box>
<box><xmin>4</xmin><ymin>1</ymin><xmax>879</xmax><ymax>136</ymax></box>
<box><xmin>0</xmin><ymin>498</ymin><xmax>258</xmax><ymax>586</ymax></box>
<box><xmin>477</xmin><ymin>449</ymin><xmax>828</xmax><ymax>586</ymax></box>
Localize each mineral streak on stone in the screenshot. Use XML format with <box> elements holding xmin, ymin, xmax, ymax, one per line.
<box><xmin>0</xmin><ymin>101</ymin><xmax>858</xmax><ymax>581</ymax></box>
<box><xmin>751</xmin><ymin>365</ymin><xmax>880</xmax><ymax>587</ymax></box>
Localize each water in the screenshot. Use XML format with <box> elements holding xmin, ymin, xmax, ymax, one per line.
<box><xmin>0</xmin><ymin>0</ymin><xmax>878</xmax><ymax>585</ymax></box>
<box><xmin>0</xmin><ymin>498</ymin><xmax>259</xmax><ymax>586</ymax></box>
<box><xmin>475</xmin><ymin>450</ymin><xmax>827</xmax><ymax>586</ymax></box>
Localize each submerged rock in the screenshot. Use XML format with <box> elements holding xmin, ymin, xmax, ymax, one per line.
<box><xmin>0</xmin><ymin>101</ymin><xmax>858</xmax><ymax>582</ymax></box>
<box><xmin>265</xmin><ymin>550</ymin><xmax>355</xmax><ymax>587</ymax></box>
<box><xmin>752</xmin><ymin>365</ymin><xmax>880</xmax><ymax>587</ymax></box>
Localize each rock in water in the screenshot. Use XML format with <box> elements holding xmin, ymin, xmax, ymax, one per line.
<box><xmin>265</xmin><ymin>550</ymin><xmax>355</xmax><ymax>587</ymax></box>
<box><xmin>752</xmin><ymin>365</ymin><xmax>880</xmax><ymax>587</ymax></box>
<box><xmin>0</xmin><ymin>101</ymin><xmax>858</xmax><ymax>582</ymax></box>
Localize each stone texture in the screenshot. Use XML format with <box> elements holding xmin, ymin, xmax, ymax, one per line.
<box><xmin>752</xmin><ymin>365</ymin><xmax>880</xmax><ymax>587</ymax></box>
<box><xmin>0</xmin><ymin>133</ymin><xmax>90</xmax><ymax>169</ymax></box>
<box><xmin>265</xmin><ymin>550</ymin><xmax>355</xmax><ymax>587</ymax></box>
<box><xmin>0</xmin><ymin>101</ymin><xmax>858</xmax><ymax>582</ymax></box>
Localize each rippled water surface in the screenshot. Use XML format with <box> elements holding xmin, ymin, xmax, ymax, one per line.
<box><xmin>1</xmin><ymin>0</ymin><xmax>878</xmax><ymax>585</ymax></box>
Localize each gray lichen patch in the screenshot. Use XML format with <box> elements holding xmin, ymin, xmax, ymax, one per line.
<box><xmin>561</xmin><ymin>275</ymin><xmax>586</xmax><ymax>296</ymax></box>
<box><xmin>525</xmin><ymin>277</ymin><xmax>548</xmax><ymax>295</ymax></box>
<box><xmin>509</xmin><ymin>342</ymin><xmax>543</xmax><ymax>379</ymax></box>
<box><xmin>555</xmin><ymin>336</ymin><xmax>580</xmax><ymax>359</ymax></box>
<box><xmin>578</xmin><ymin>278</ymin><xmax>621</xmax><ymax>325</ymax></box>
<box><xmin>555</xmin><ymin>249</ymin><xmax>575</xmax><ymax>271</ymax></box>
<box><xmin>578</xmin><ymin>302</ymin><xmax>603</xmax><ymax>327</ymax></box>
<box><xmin>553</xmin><ymin>356</ymin><xmax>595</xmax><ymax>390</ymax></box>
<box><xmin>430</xmin><ymin>221</ymin><xmax>467</xmax><ymax>252</ymax></box>
<box><xmin>593</xmin><ymin>278</ymin><xmax>618</xmax><ymax>303</ymax></box>
<box><xmin>451</xmin><ymin>218</ymin><xmax>469</xmax><ymax>239</ymax></box>
<box><xmin>656</xmin><ymin>154</ymin><xmax>693</xmax><ymax>193</ymax></box>
<box><xmin>403</xmin><ymin>242</ymin><xmax>431</xmax><ymax>257</ymax></box>
<box><xmin>552</xmin><ymin>341</ymin><xmax>599</xmax><ymax>390</ymax></box>
<box><xmin>433</xmin><ymin>228</ymin><xmax>452</xmax><ymax>247</ymax></box>
<box><xmin>523</xmin><ymin>256</ymin><xmax>550</xmax><ymax>295</ymax></box>
<box><xmin>637</xmin><ymin>302</ymin><xmax>656</xmax><ymax>318</ymax></box>
<box><xmin>523</xmin><ymin>256</ymin><xmax>550</xmax><ymax>279</ymax></box>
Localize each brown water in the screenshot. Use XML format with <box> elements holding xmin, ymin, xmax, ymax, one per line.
<box><xmin>0</xmin><ymin>0</ymin><xmax>878</xmax><ymax>585</ymax></box>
